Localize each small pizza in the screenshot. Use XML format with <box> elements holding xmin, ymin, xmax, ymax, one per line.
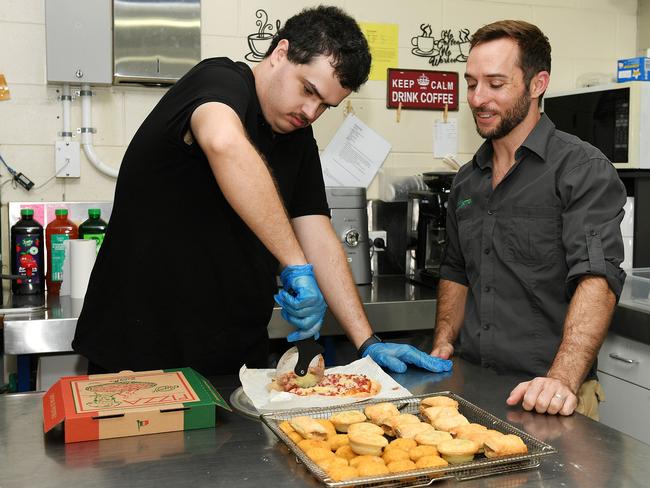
<box><xmin>272</xmin><ymin>372</ymin><xmax>381</xmax><ymax>398</ymax></box>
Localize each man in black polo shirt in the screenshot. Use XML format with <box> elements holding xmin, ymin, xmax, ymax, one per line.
<box><xmin>73</xmin><ymin>6</ymin><xmax>452</xmax><ymax>377</ymax></box>
<box><xmin>431</xmin><ymin>20</ymin><xmax>625</xmax><ymax>419</ymax></box>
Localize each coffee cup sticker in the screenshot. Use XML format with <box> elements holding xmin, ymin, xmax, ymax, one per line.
<box><xmin>245</xmin><ymin>9</ymin><xmax>281</xmax><ymax>62</ymax></box>
<box><xmin>411</xmin><ymin>35</ymin><xmax>434</xmax><ymax>54</ymax></box>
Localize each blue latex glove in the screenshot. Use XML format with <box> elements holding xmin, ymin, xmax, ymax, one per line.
<box><xmin>363</xmin><ymin>343</ymin><xmax>453</xmax><ymax>374</ymax></box>
<box><xmin>274</xmin><ymin>264</ymin><xmax>327</xmax><ymax>342</ymax></box>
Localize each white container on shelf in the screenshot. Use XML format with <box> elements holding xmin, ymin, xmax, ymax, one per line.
<box><xmin>618</xmin><ymin>268</ymin><xmax>650</xmax><ymax>312</ymax></box>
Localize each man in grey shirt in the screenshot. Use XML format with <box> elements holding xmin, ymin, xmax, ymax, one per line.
<box><xmin>431</xmin><ymin>20</ymin><xmax>626</xmax><ymax>419</ymax></box>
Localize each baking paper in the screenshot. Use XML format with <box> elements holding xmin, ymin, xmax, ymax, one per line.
<box><xmin>239</xmin><ymin>356</ymin><xmax>412</xmax><ymax>412</ymax></box>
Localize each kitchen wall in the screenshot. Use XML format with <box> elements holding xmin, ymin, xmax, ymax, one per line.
<box><xmin>0</xmin><ymin>0</ymin><xmax>639</xmax><ymax>281</ymax></box>
<box><xmin>639</xmin><ymin>0</ymin><xmax>650</xmax><ymax>53</ymax></box>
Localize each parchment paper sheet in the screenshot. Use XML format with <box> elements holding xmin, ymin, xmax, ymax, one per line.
<box><xmin>239</xmin><ymin>356</ymin><xmax>412</xmax><ymax>412</ymax></box>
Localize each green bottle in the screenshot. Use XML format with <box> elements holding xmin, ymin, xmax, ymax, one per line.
<box><xmin>78</xmin><ymin>208</ymin><xmax>108</xmax><ymax>253</ymax></box>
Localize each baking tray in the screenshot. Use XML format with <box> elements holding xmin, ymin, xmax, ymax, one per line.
<box><xmin>261</xmin><ymin>391</ymin><xmax>557</xmax><ymax>487</ymax></box>
<box><xmin>229</xmin><ymin>386</ymin><xmax>260</xmax><ymax>420</ymax></box>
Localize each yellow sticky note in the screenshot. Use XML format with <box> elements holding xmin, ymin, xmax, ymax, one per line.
<box><xmin>359</xmin><ymin>23</ymin><xmax>399</xmax><ymax>81</ymax></box>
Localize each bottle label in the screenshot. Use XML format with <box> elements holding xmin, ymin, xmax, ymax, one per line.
<box><xmin>83</xmin><ymin>233</ymin><xmax>104</xmax><ymax>253</ymax></box>
<box><xmin>50</xmin><ymin>234</ymin><xmax>69</xmax><ymax>282</ymax></box>
<box><xmin>14</xmin><ymin>234</ymin><xmax>43</xmax><ymax>284</ymax></box>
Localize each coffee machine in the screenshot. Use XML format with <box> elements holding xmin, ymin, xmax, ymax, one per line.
<box><xmin>406</xmin><ymin>172</ymin><xmax>455</xmax><ymax>287</ymax></box>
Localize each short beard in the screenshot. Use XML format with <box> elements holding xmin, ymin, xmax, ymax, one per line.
<box><xmin>473</xmin><ymin>89</ymin><xmax>531</xmax><ymax>140</ymax></box>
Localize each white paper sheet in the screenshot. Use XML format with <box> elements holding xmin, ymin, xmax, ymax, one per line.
<box><xmin>239</xmin><ymin>356</ymin><xmax>411</xmax><ymax>412</ymax></box>
<box><xmin>433</xmin><ymin>119</ymin><xmax>458</xmax><ymax>158</ymax></box>
<box><xmin>321</xmin><ymin>114</ymin><xmax>392</xmax><ymax>188</ymax></box>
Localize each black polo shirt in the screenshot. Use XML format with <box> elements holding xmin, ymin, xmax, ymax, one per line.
<box><xmin>440</xmin><ymin>114</ymin><xmax>626</xmax><ymax>379</ymax></box>
<box><xmin>73</xmin><ymin>58</ymin><xmax>330</xmax><ymax>375</ymax></box>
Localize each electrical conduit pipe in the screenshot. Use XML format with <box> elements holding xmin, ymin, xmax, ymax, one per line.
<box><xmin>79</xmin><ymin>84</ymin><xmax>119</xmax><ymax>178</ymax></box>
<box><xmin>61</xmin><ymin>83</ymin><xmax>72</xmax><ymax>143</ymax></box>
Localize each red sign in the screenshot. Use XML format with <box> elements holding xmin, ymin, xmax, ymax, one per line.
<box><xmin>387</xmin><ymin>68</ymin><xmax>459</xmax><ymax>111</ymax></box>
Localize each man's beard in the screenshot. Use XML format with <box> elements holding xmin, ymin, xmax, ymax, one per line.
<box><xmin>473</xmin><ymin>90</ymin><xmax>531</xmax><ymax>140</ymax></box>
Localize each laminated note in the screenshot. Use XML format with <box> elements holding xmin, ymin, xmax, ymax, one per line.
<box><xmin>321</xmin><ymin>114</ymin><xmax>391</xmax><ymax>188</ymax></box>
<box><xmin>433</xmin><ymin>119</ymin><xmax>458</xmax><ymax>158</ymax></box>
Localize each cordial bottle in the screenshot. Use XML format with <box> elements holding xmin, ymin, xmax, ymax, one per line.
<box><xmin>78</xmin><ymin>208</ymin><xmax>108</xmax><ymax>253</ymax></box>
<box><xmin>46</xmin><ymin>208</ymin><xmax>78</xmax><ymax>294</ymax></box>
<box><xmin>11</xmin><ymin>208</ymin><xmax>45</xmax><ymax>295</ymax></box>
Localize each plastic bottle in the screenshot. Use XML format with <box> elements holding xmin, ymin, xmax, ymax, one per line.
<box><xmin>78</xmin><ymin>208</ymin><xmax>108</xmax><ymax>253</ymax></box>
<box><xmin>46</xmin><ymin>208</ymin><xmax>78</xmax><ymax>294</ymax></box>
<box><xmin>10</xmin><ymin>208</ymin><xmax>45</xmax><ymax>295</ymax></box>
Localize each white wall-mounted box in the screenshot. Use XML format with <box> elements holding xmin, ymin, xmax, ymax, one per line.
<box><xmin>45</xmin><ymin>0</ymin><xmax>113</xmax><ymax>85</ymax></box>
<box><xmin>55</xmin><ymin>141</ymin><xmax>81</xmax><ymax>178</ymax></box>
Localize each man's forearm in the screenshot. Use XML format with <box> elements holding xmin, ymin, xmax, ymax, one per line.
<box><xmin>547</xmin><ymin>276</ymin><xmax>616</xmax><ymax>392</ymax></box>
<box><xmin>433</xmin><ymin>279</ymin><xmax>468</xmax><ymax>347</ymax></box>
<box><xmin>292</xmin><ymin>215</ymin><xmax>373</xmax><ymax>348</ymax></box>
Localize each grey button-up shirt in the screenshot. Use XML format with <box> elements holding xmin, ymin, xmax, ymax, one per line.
<box><xmin>440</xmin><ymin>114</ymin><xmax>626</xmax><ymax>379</ymax></box>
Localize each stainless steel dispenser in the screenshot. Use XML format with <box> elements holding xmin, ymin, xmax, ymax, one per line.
<box><xmin>45</xmin><ymin>0</ymin><xmax>113</xmax><ymax>85</ymax></box>
<box><xmin>113</xmin><ymin>0</ymin><xmax>201</xmax><ymax>85</ymax></box>
<box><xmin>325</xmin><ymin>187</ymin><xmax>372</xmax><ymax>285</ymax></box>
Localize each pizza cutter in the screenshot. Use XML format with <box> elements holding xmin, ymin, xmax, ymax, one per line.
<box><xmin>275</xmin><ymin>338</ymin><xmax>325</xmax><ymax>389</ymax></box>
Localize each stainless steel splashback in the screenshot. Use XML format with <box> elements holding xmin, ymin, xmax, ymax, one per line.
<box><xmin>113</xmin><ymin>0</ymin><xmax>201</xmax><ymax>85</ymax></box>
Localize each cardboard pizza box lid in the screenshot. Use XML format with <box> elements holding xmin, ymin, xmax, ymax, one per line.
<box><xmin>43</xmin><ymin>367</ymin><xmax>230</xmax><ymax>443</ymax></box>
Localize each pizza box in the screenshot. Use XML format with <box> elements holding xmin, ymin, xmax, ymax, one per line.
<box><xmin>43</xmin><ymin>367</ymin><xmax>231</xmax><ymax>443</ymax></box>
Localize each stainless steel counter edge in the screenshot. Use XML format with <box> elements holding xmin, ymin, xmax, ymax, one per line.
<box><xmin>3</xmin><ymin>275</ymin><xmax>436</xmax><ymax>355</ymax></box>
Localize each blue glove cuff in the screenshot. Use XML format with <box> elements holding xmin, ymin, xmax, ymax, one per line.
<box><xmin>279</xmin><ymin>264</ymin><xmax>313</xmax><ymax>285</ymax></box>
<box><xmin>358</xmin><ymin>334</ymin><xmax>382</xmax><ymax>358</ymax></box>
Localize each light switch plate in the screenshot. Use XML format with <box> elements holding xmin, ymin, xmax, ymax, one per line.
<box><xmin>55</xmin><ymin>141</ymin><xmax>81</xmax><ymax>177</ymax></box>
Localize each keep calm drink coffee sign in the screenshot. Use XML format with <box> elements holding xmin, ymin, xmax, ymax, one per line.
<box><xmin>386</xmin><ymin>68</ymin><xmax>459</xmax><ymax>110</ymax></box>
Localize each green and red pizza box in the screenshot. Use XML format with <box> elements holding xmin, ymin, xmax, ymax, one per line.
<box><xmin>43</xmin><ymin>367</ymin><xmax>231</xmax><ymax>443</ymax></box>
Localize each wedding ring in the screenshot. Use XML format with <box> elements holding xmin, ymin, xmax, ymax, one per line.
<box><xmin>553</xmin><ymin>393</ymin><xmax>563</xmax><ymax>400</ymax></box>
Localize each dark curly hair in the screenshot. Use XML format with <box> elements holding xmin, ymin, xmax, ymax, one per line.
<box><xmin>265</xmin><ymin>5</ymin><xmax>371</xmax><ymax>92</ymax></box>
<box><xmin>470</xmin><ymin>20</ymin><xmax>551</xmax><ymax>106</ymax></box>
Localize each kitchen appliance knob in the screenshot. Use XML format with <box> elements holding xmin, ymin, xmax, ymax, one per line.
<box><xmin>344</xmin><ymin>229</ymin><xmax>360</xmax><ymax>247</ymax></box>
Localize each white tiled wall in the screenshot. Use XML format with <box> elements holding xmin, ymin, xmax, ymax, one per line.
<box><xmin>0</xmin><ymin>0</ymin><xmax>639</xmax><ymax>280</ymax></box>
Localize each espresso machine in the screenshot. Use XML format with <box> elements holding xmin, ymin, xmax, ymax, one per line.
<box><xmin>406</xmin><ymin>172</ymin><xmax>455</xmax><ymax>287</ymax></box>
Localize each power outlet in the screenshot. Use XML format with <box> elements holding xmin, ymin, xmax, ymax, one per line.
<box><xmin>368</xmin><ymin>230</ymin><xmax>387</xmax><ymax>250</ymax></box>
<box><xmin>55</xmin><ymin>141</ymin><xmax>81</xmax><ymax>177</ymax></box>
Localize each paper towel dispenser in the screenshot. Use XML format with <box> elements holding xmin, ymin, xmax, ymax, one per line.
<box><xmin>113</xmin><ymin>0</ymin><xmax>201</xmax><ymax>85</ymax></box>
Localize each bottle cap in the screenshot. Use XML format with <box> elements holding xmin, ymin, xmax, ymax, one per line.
<box><xmin>20</xmin><ymin>208</ymin><xmax>34</xmax><ymax>217</ymax></box>
<box><xmin>88</xmin><ymin>208</ymin><xmax>101</xmax><ymax>218</ymax></box>
<box><xmin>55</xmin><ymin>208</ymin><xmax>68</xmax><ymax>216</ymax></box>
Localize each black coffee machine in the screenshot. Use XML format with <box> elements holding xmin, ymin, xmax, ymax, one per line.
<box><xmin>406</xmin><ymin>172</ymin><xmax>455</xmax><ymax>287</ymax></box>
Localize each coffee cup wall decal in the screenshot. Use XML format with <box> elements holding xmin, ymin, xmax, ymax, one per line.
<box><xmin>410</xmin><ymin>25</ymin><xmax>471</xmax><ymax>67</ymax></box>
<box><xmin>411</xmin><ymin>35</ymin><xmax>435</xmax><ymax>54</ymax></box>
<box><xmin>245</xmin><ymin>9</ymin><xmax>282</xmax><ymax>62</ymax></box>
